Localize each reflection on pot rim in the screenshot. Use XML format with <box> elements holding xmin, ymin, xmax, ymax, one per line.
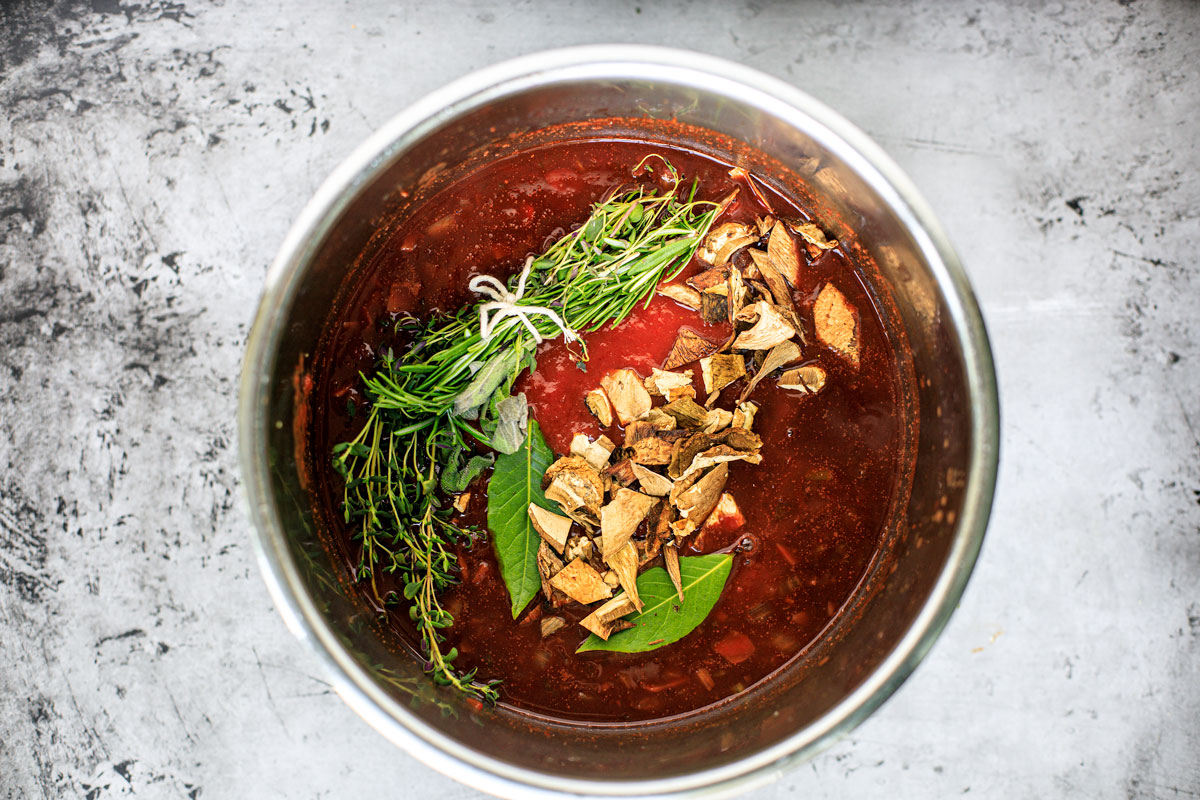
<box><xmin>238</xmin><ymin>45</ymin><xmax>999</xmax><ymax>800</ymax></box>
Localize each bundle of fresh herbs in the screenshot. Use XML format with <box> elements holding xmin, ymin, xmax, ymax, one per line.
<box><xmin>333</xmin><ymin>156</ymin><xmax>719</xmax><ymax>702</ymax></box>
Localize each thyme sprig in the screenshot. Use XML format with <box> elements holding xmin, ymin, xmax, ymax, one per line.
<box><xmin>333</xmin><ymin>156</ymin><xmax>719</xmax><ymax>703</ymax></box>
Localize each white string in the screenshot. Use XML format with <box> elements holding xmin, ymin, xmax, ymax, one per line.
<box><xmin>468</xmin><ymin>257</ymin><xmax>578</xmax><ymax>345</ymax></box>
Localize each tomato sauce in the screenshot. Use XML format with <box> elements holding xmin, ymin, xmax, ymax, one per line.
<box><xmin>310</xmin><ymin>137</ymin><xmax>911</xmax><ymax>723</ymax></box>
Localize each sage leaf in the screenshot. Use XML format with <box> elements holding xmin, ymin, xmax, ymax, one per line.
<box><xmin>488</xmin><ymin>393</ymin><xmax>529</xmax><ymax>455</ymax></box>
<box><xmin>575</xmin><ymin>553</ymin><xmax>732</xmax><ymax>653</ymax></box>
<box><xmin>440</xmin><ymin>451</ymin><xmax>494</xmax><ymax>495</ymax></box>
<box><xmin>454</xmin><ymin>348</ymin><xmax>520</xmax><ymax>417</ymax></box>
<box><xmin>488</xmin><ymin>420</ymin><xmax>555</xmax><ymax>618</ymax></box>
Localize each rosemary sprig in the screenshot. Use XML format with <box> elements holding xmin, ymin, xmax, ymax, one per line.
<box><xmin>333</xmin><ymin>156</ymin><xmax>719</xmax><ymax>702</ymax></box>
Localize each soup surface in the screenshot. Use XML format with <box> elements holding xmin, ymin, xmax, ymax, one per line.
<box><xmin>312</xmin><ymin>137</ymin><xmax>911</xmax><ymax>723</ymax></box>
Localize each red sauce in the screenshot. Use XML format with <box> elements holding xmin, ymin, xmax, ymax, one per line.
<box><xmin>310</xmin><ymin>138</ymin><xmax>910</xmax><ymax>724</ymax></box>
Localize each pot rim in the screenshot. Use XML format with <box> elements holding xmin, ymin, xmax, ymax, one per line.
<box><xmin>238</xmin><ymin>44</ymin><xmax>999</xmax><ymax>799</ymax></box>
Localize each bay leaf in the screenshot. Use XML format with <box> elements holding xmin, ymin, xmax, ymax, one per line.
<box><xmin>488</xmin><ymin>420</ymin><xmax>555</xmax><ymax>618</ymax></box>
<box><xmin>575</xmin><ymin>553</ymin><xmax>732</xmax><ymax>653</ymax></box>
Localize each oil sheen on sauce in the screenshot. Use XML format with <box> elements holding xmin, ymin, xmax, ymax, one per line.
<box><xmin>312</xmin><ymin>138</ymin><xmax>907</xmax><ymax>724</ymax></box>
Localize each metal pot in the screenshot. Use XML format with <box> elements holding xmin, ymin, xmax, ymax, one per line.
<box><xmin>239</xmin><ymin>45</ymin><xmax>999</xmax><ymax>799</ymax></box>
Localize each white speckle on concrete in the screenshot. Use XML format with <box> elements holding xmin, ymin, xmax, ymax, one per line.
<box><xmin>0</xmin><ymin>1</ymin><xmax>1196</xmax><ymax>798</ymax></box>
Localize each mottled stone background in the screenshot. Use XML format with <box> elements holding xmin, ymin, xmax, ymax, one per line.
<box><xmin>1</xmin><ymin>1</ymin><xmax>1197</xmax><ymax>798</ymax></box>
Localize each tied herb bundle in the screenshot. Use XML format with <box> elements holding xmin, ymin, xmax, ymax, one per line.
<box><xmin>333</xmin><ymin>156</ymin><xmax>719</xmax><ymax>701</ymax></box>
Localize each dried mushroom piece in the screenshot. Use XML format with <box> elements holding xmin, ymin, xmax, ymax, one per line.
<box><xmin>570</xmin><ymin>433</ymin><xmax>616</xmax><ymax>472</ymax></box>
<box><xmin>673</xmin><ymin>462</ymin><xmax>730</xmax><ymax>533</ymax></box>
<box><xmin>579</xmin><ymin>594</ymin><xmax>638</xmax><ymax>640</ymax></box>
<box><xmin>601</xmin><ymin>368</ymin><xmax>652</xmax><ymax>425</ymax></box>
<box><xmin>452</xmin><ymin>492</ymin><xmax>471</xmax><ymax>513</ymax></box>
<box><xmin>789</xmin><ymin>220</ymin><xmax>838</xmax><ymax>250</ymax></box>
<box><xmin>540</xmin><ymin>616</ymin><xmax>567</xmax><ymax>638</ymax></box>
<box><xmin>642</xmin><ymin>408</ymin><xmax>678</xmax><ymax>431</ymax></box>
<box><xmin>732</xmin><ymin>401</ymin><xmax>758</xmax><ymax>430</ymax></box>
<box><xmin>688</xmin><ymin>266</ymin><xmax>730</xmax><ymax>293</ymax></box>
<box><xmin>550</xmin><ymin>557</ymin><xmax>613</xmax><ymax>605</ymax></box>
<box><xmin>630</xmin><ymin>462</ymin><xmax>674</xmax><ymax>497</ymax></box>
<box><xmin>700</xmin><ymin>354</ymin><xmax>746</xmax><ymax>395</ymax></box>
<box><xmin>733</xmin><ymin>302</ymin><xmax>796</xmax><ymax>351</ymax></box>
<box><xmin>630</xmin><ymin>436</ymin><xmax>674</xmax><ymax>466</ymax></box>
<box><xmin>660</xmin><ymin>396</ymin><xmax>710</xmax><ymax>429</ymax></box>
<box><xmin>643</xmin><ymin>368</ymin><xmax>694</xmax><ymax>401</ymax></box>
<box><xmin>602</xmin><ymin>458</ymin><xmax>638</xmax><ymax>490</ymax></box>
<box><xmin>585</xmin><ymin>388</ymin><xmax>614</xmax><ymax>428</ymax></box>
<box><xmin>679</xmin><ymin>445</ymin><xmax>763</xmax><ymax>481</ymax></box>
<box><xmin>697</xmin><ymin>222</ymin><xmax>756</xmax><ymax>267</ymax></box>
<box><xmin>755</xmin><ymin>215</ymin><xmax>776</xmax><ymax>237</ymax></box>
<box><xmin>623</xmin><ymin>420</ymin><xmax>655</xmax><ymax>447</ymax></box>
<box><xmin>528</xmin><ymin>503</ymin><xmax>573</xmax><ymax>554</ymax></box>
<box><xmin>537</xmin><ymin>542</ymin><xmax>570</xmax><ymax>607</ymax></box>
<box><xmin>739</xmin><ymin>340</ymin><xmax>802</xmax><ymax>402</ymax></box>
<box><xmin>699</xmin><ymin>290</ymin><xmax>729</xmax><ymax>325</ymax></box>
<box><xmin>663</xmin><ymin>543</ymin><xmax>684</xmax><ymax>602</ymax></box>
<box><xmin>702</xmin><ymin>408</ymin><xmax>734</xmax><ymax>434</ymax></box>
<box><xmin>779</xmin><ymin>364</ymin><xmax>827</xmax><ymax>395</ymax></box>
<box><xmin>703</xmin><ymin>493</ymin><xmax>745</xmax><ymax>534</ymax></box>
<box><xmin>657</xmin><ymin>283</ymin><xmax>702</xmax><ymax>310</ymax></box>
<box><xmin>544</xmin><ymin>456</ymin><xmax>605</xmax><ymax>520</ymax></box>
<box><xmin>767</xmin><ymin>220</ymin><xmax>802</xmax><ymax>285</ymax></box>
<box><xmin>605</xmin><ymin>541</ymin><xmax>643</xmax><ymax>611</ymax></box>
<box><xmin>813</xmin><ymin>283</ymin><xmax>860</xmax><ymax>367</ymax></box>
<box><xmin>727</xmin><ymin>266</ymin><xmax>749</xmax><ymax>321</ymax></box>
<box><xmin>599</xmin><ymin>487</ymin><xmax>657</xmax><ymax>557</ymax></box>
<box><xmin>747</xmin><ymin>249</ymin><xmax>791</xmax><ymax>308</ymax></box>
<box><xmin>663</xmin><ymin>328</ymin><xmax>722</xmax><ymax>371</ymax></box>
<box><xmin>563</xmin><ymin>533</ymin><xmax>597</xmax><ymax>568</ymax></box>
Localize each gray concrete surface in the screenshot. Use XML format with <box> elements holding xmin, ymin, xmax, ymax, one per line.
<box><xmin>1</xmin><ymin>1</ymin><xmax>1197</xmax><ymax>797</ymax></box>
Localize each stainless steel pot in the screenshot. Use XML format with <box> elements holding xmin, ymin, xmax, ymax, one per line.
<box><xmin>239</xmin><ymin>46</ymin><xmax>999</xmax><ymax>799</ymax></box>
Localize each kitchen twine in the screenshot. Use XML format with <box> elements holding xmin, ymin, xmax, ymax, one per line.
<box><xmin>469</xmin><ymin>256</ymin><xmax>579</xmax><ymax>344</ymax></box>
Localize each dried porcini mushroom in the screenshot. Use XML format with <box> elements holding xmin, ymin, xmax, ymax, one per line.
<box><xmin>642</xmin><ymin>407</ymin><xmax>678</xmax><ymax>431</ymax></box>
<box><xmin>643</xmin><ymin>368</ymin><xmax>694</xmax><ymax>400</ymax></box>
<box><xmin>630</xmin><ymin>462</ymin><xmax>674</xmax><ymax>497</ymax></box>
<box><xmin>657</xmin><ymin>283</ymin><xmax>702</xmax><ymax>310</ymax></box>
<box><xmin>540</xmin><ymin>616</ymin><xmax>567</xmax><ymax>638</ymax></box>
<box><xmin>702</xmin><ymin>408</ymin><xmax>734</xmax><ymax>434</ymax></box>
<box><xmin>544</xmin><ymin>456</ymin><xmax>605</xmax><ymax>518</ymax></box>
<box><xmin>688</xmin><ymin>266</ymin><xmax>731</xmax><ymax>293</ymax></box>
<box><xmin>727</xmin><ymin>265</ymin><xmax>749</xmax><ymax>321</ymax></box>
<box><xmin>779</xmin><ymin>364</ymin><xmax>827</xmax><ymax>395</ymax></box>
<box><xmin>733</xmin><ymin>302</ymin><xmax>796</xmax><ymax>351</ymax></box>
<box><xmin>537</xmin><ymin>542</ymin><xmax>570</xmax><ymax>607</ymax></box>
<box><xmin>699</xmin><ymin>290</ymin><xmax>729</xmax><ymax>325</ymax></box>
<box><xmin>789</xmin><ymin>220</ymin><xmax>838</xmax><ymax>250</ymax></box>
<box><xmin>700</xmin><ymin>353</ymin><xmax>746</xmax><ymax>394</ymax></box>
<box><xmin>747</xmin><ymin>249</ymin><xmax>791</xmax><ymax>308</ymax></box>
<box><xmin>550</xmin><ymin>557</ymin><xmax>613</xmax><ymax>605</ymax></box>
<box><xmin>703</xmin><ymin>492</ymin><xmax>745</xmax><ymax>534</ymax></box>
<box><xmin>663</xmin><ymin>543</ymin><xmax>684</xmax><ymax>601</ymax></box>
<box><xmin>767</xmin><ymin>220</ymin><xmax>801</xmax><ymax>285</ymax></box>
<box><xmin>601</xmin><ymin>368</ymin><xmax>652</xmax><ymax>425</ymax></box>
<box><xmin>570</xmin><ymin>433</ymin><xmax>616</xmax><ymax>472</ymax></box>
<box><xmin>579</xmin><ymin>594</ymin><xmax>638</xmax><ymax>640</ymax></box>
<box><xmin>661</xmin><ymin>396</ymin><xmax>710</xmax><ymax>429</ymax></box>
<box><xmin>739</xmin><ymin>340</ymin><xmax>802</xmax><ymax>402</ymax></box>
<box><xmin>452</xmin><ymin>492</ymin><xmax>471</xmax><ymax>513</ymax></box>
<box><xmin>623</xmin><ymin>420</ymin><xmax>655</xmax><ymax>447</ymax></box>
<box><xmin>755</xmin><ymin>215</ymin><xmax>776</xmax><ymax>237</ymax></box>
<box><xmin>528</xmin><ymin>503</ymin><xmax>573</xmax><ymax>554</ymax></box>
<box><xmin>679</xmin><ymin>445</ymin><xmax>764</xmax><ymax>481</ymax></box>
<box><xmin>602</xmin><ymin>458</ymin><xmax>638</xmax><ymax>490</ymax></box>
<box><xmin>662</xmin><ymin>328</ymin><xmax>722</xmax><ymax>371</ymax></box>
<box><xmin>698</xmin><ymin>222</ymin><xmax>756</xmax><ymax>266</ymax></box>
<box><xmin>605</xmin><ymin>541</ymin><xmax>643</xmax><ymax>611</ymax></box>
<box><xmin>630</xmin><ymin>436</ymin><xmax>674</xmax><ymax>466</ymax></box>
<box><xmin>600</xmin><ymin>487</ymin><xmax>657</xmax><ymax>557</ymax></box>
<box><xmin>673</xmin><ymin>462</ymin><xmax>730</xmax><ymax>531</ymax></box>
<box><xmin>585</xmin><ymin>388</ymin><xmax>614</xmax><ymax>428</ymax></box>
<box><xmin>732</xmin><ymin>401</ymin><xmax>758</xmax><ymax>430</ymax></box>
<box><xmin>813</xmin><ymin>283</ymin><xmax>860</xmax><ymax>367</ymax></box>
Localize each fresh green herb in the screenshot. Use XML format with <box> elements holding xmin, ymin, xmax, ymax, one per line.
<box><xmin>575</xmin><ymin>554</ymin><xmax>734</xmax><ymax>654</ymax></box>
<box><xmin>334</xmin><ymin>155</ymin><xmax>719</xmax><ymax>701</ymax></box>
<box><xmin>487</xmin><ymin>421</ymin><xmax>556</xmax><ymax>618</ymax></box>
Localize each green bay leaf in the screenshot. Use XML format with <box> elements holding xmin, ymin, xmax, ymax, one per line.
<box><xmin>487</xmin><ymin>419</ymin><xmax>555</xmax><ymax>618</ymax></box>
<box><xmin>576</xmin><ymin>553</ymin><xmax>733</xmax><ymax>654</ymax></box>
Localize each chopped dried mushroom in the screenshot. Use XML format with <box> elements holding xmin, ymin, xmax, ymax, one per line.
<box><xmin>642</xmin><ymin>408</ymin><xmax>678</xmax><ymax>431</ymax></box>
<box><xmin>452</xmin><ymin>492</ymin><xmax>471</xmax><ymax>513</ymax></box>
<box><xmin>747</xmin><ymin>249</ymin><xmax>792</xmax><ymax>310</ymax></box>
<box><xmin>623</xmin><ymin>420</ymin><xmax>655</xmax><ymax>447</ymax></box>
<box><xmin>663</xmin><ymin>328</ymin><xmax>722</xmax><ymax>371</ymax></box>
<box><xmin>660</xmin><ymin>396</ymin><xmax>710</xmax><ymax>429</ymax></box>
<box><xmin>703</xmin><ymin>493</ymin><xmax>745</xmax><ymax>533</ymax></box>
<box><xmin>631</xmin><ymin>462</ymin><xmax>674</xmax><ymax>497</ymax></box>
<box><xmin>629</xmin><ymin>436</ymin><xmax>675</xmax><ymax>466</ymax></box>
<box><xmin>544</xmin><ymin>456</ymin><xmax>605</xmax><ymax>520</ymax></box>
<box><xmin>679</xmin><ymin>445</ymin><xmax>763</xmax><ymax>481</ymax></box>
<box><xmin>732</xmin><ymin>401</ymin><xmax>758</xmax><ymax>430</ymax></box>
<box><xmin>585</xmin><ymin>388</ymin><xmax>614</xmax><ymax>428</ymax></box>
<box><xmin>579</xmin><ymin>594</ymin><xmax>637</xmax><ymax>640</ymax></box>
<box><xmin>727</xmin><ymin>266</ymin><xmax>749</xmax><ymax>320</ymax></box>
<box><xmin>537</xmin><ymin>542</ymin><xmax>570</xmax><ymax>607</ymax></box>
<box><xmin>569</xmin><ymin>433</ymin><xmax>616</xmax><ymax>471</ymax></box>
<box><xmin>790</xmin><ymin>220</ymin><xmax>838</xmax><ymax>250</ymax></box>
<box><xmin>733</xmin><ymin>302</ymin><xmax>796</xmax><ymax>351</ymax></box>
<box><xmin>673</xmin><ymin>462</ymin><xmax>729</xmax><ymax>532</ymax></box>
<box><xmin>813</xmin><ymin>283</ymin><xmax>860</xmax><ymax>367</ymax></box>
<box><xmin>657</xmin><ymin>283</ymin><xmax>702</xmax><ymax>310</ymax></box>
<box><xmin>779</xmin><ymin>364</ymin><xmax>827</xmax><ymax>395</ymax></box>
<box><xmin>528</xmin><ymin>503</ymin><xmax>572</xmax><ymax>554</ymax></box>
<box><xmin>755</xmin><ymin>215</ymin><xmax>776</xmax><ymax>237</ymax></box>
<box><xmin>600</xmin><ymin>487</ymin><xmax>657</xmax><ymax>557</ymax></box>
<box><xmin>699</xmin><ymin>290</ymin><xmax>728</xmax><ymax>325</ymax></box>
<box><xmin>601</xmin><ymin>368</ymin><xmax>652</xmax><ymax>425</ymax></box>
<box><xmin>698</xmin><ymin>222</ymin><xmax>756</xmax><ymax>267</ymax></box>
<box><xmin>700</xmin><ymin>354</ymin><xmax>746</xmax><ymax>394</ymax></box>
<box><xmin>540</xmin><ymin>616</ymin><xmax>567</xmax><ymax>637</ymax></box>
<box><xmin>669</xmin><ymin>428</ymin><xmax>762</xmax><ymax>480</ymax></box>
<box><xmin>602</xmin><ymin>569</ymin><xmax>620</xmax><ymax>588</ymax></box>
<box><xmin>643</xmin><ymin>368</ymin><xmax>694</xmax><ymax>400</ymax></box>
<box><xmin>739</xmin><ymin>340</ymin><xmax>801</xmax><ymax>402</ymax></box>
<box><xmin>688</xmin><ymin>266</ymin><xmax>730</xmax><ymax>293</ymax></box>
<box><xmin>702</xmin><ymin>408</ymin><xmax>734</xmax><ymax>434</ymax></box>
<box><xmin>767</xmin><ymin>220</ymin><xmax>801</xmax><ymax>285</ymax></box>
<box><xmin>663</xmin><ymin>543</ymin><xmax>684</xmax><ymax>601</ymax></box>
<box><xmin>550</xmin><ymin>557</ymin><xmax>613</xmax><ymax>605</ymax></box>
<box><xmin>563</xmin><ymin>533</ymin><xmax>596</xmax><ymax>567</ymax></box>
<box><xmin>602</xmin><ymin>458</ymin><xmax>638</xmax><ymax>489</ymax></box>
<box><xmin>605</xmin><ymin>541</ymin><xmax>643</xmax><ymax>610</ymax></box>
